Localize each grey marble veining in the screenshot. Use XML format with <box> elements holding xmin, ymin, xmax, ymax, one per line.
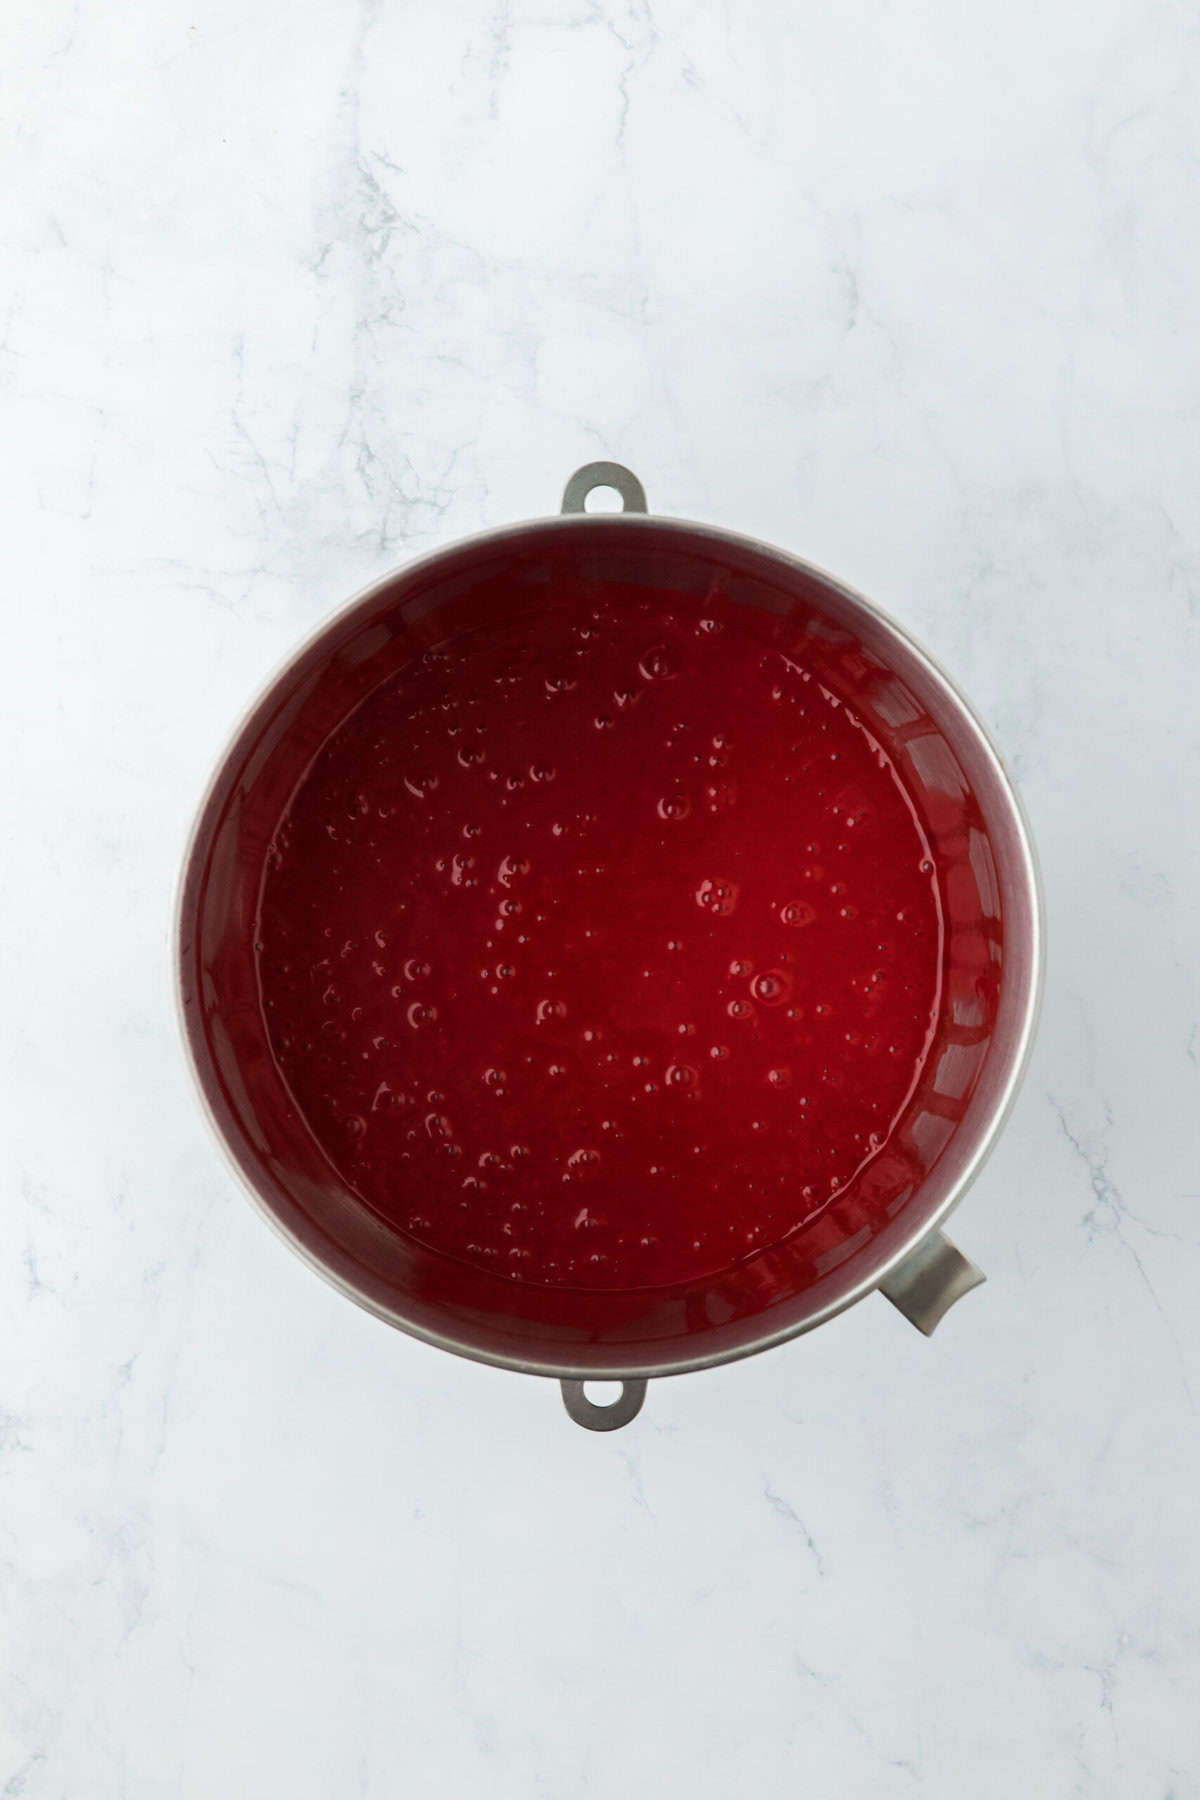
<box><xmin>2</xmin><ymin>1</ymin><xmax>1198</xmax><ymax>1794</ymax></box>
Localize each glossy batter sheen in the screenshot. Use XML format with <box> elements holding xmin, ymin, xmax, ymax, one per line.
<box><xmin>256</xmin><ymin>599</ymin><xmax>943</xmax><ymax>1290</ymax></box>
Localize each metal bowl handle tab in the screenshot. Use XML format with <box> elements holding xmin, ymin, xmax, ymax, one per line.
<box><xmin>561</xmin><ymin>462</ymin><xmax>648</xmax><ymax>515</ymax></box>
<box><xmin>878</xmin><ymin>1231</ymin><xmax>985</xmax><ymax>1335</ymax></box>
<box><xmin>560</xmin><ymin>1378</ymin><xmax>648</xmax><ymax>1431</ymax></box>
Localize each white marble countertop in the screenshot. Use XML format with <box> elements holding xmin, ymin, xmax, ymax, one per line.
<box><xmin>4</xmin><ymin>2</ymin><xmax>1199</xmax><ymax>1794</ymax></box>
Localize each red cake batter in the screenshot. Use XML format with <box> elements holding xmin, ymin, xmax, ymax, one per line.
<box><xmin>256</xmin><ymin>595</ymin><xmax>942</xmax><ymax>1289</ymax></box>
